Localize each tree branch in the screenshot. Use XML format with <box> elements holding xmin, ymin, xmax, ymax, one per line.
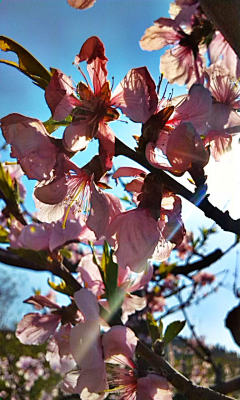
<box><xmin>115</xmin><ymin>138</ymin><xmax>240</xmax><ymax>235</ymax></box>
<box><xmin>211</xmin><ymin>376</ymin><xmax>240</xmax><ymax>395</ymax></box>
<box><xmin>0</xmin><ymin>248</ymin><xmax>81</xmax><ymax>292</ymax></box>
<box><xmin>171</xmin><ymin>249</ymin><xmax>223</xmax><ymax>276</ymax></box>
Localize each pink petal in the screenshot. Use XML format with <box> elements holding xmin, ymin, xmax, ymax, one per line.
<box><xmin>74</xmin><ymin>288</ymin><xmax>99</xmax><ymax>321</ymax></box>
<box><xmin>112</xmin><ymin>67</ymin><xmax>158</xmax><ymax>123</ymax></box>
<box><xmin>49</xmin><ymin>219</ymin><xmax>84</xmax><ymax>252</ymax></box>
<box><xmin>174</xmin><ymin>84</ymin><xmax>212</xmax><ymax>134</ymax></box>
<box><xmin>140</xmin><ymin>20</ymin><xmax>179</xmax><ymax>51</ymax></box>
<box><xmin>102</xmin><ymin>326</ymin><xmax>138</xmax><ymax>360</ymax></box>
<box><xmin>45</xmin><ymin>69</ymin><xmax>80</xmax><ymax>121</ymax></box>
<box><xmin>75</xmin><ymin>368</ymin><xmax>107</xmax><ymax>397</ymax></box>
<box><xmin>107</xmin><ymin>208</ymin><xmax>161</xmax><ymax>272</ymax></box>
<box><xmin>70</xmin><ymin>319</ymin><xmax>102</xmax><ymax>369</ymax></box>
<box><xmin>87</xmin><ymin>182</ymin><xmax>124</xmax><ymax>240</ymax></box>
<box><xmin>0</xmin><ymin>113</ymin><xmax>58</xmax><ymax>181</ymax></box>
<box><xmin>67</xmin><ymin>0</ymin><xmax>97</xmax><ymax>9</ymax></box>
<box><xmin>75</xmin><ymin>36</ymin><xmax>108</xmax><ymax>94</ymax></box>
<box><xmin>16</xmin><ymin>313</ymin><xmax>60</xmax><ymax>345</ymax></box>
<box><xmin>204</xmin><ymin>130</ymin><xmax>232</xmax><ymax>161</ymax></box>
<box><xmin>112</xmin><ymin>167</ymin><xmax>147</xmax><ymax>181</ymax></box>
<box><xmin>24</xmin><ymin>294</ymin><xmax>60</xmax><ymax>310</ymax></box>
<box><xmin>128</xmin><ymin>264</ymin><xmax>154</xmax><ymax>292</ymax></box>
<box><xmin>166</xmin><ymin>123</ymin><xmax>208</xmax><ymax>171</ymax></box>
<box><xmin>63</xmin><ymin>119</ymin><xmax>92</xmax><ymax>152</ymax></box>
<box><xmin>161</xmin><ymin>48</ymin><xmax>204</xmax><ymax>87</ymax></box>
<box><xmin>121</xmin><ymin>294</ymin><xmax>147</xmax><ymax>324</ymax></box>
<box><xmin>137</xmin><ymin>375</ymin><xmax>172</xmax><ymax>400</ymax></box>
<box><xmin>34</xmin><ymin>176</ymin><xmax>67</xmax><ymax>205</ymax></box>
<box><xmin>77</xmin><ymin>254</ymin><xmax>105</xmax><ymax>297</ymax></box>
<box><xmin>97</xmin><ymin>122</ymin><xmax>115</xmax><ymax>166</ymax></box>
<box><xmin>18</xmin><ymin>224</ymin><xmax>51</xmax><ymax>251</ymax></box>
<box><xmin>46</xmin><ymin>324</ymin><xmax>76</xmax><ymax>374</ymax></box>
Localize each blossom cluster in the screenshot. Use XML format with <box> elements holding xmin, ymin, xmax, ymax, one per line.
<box><xmin>0</xmin><ymin>0</ymin><xmax>239</xmax><ymax>398</ymax></box>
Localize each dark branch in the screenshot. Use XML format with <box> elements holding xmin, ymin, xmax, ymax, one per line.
<box><xmin>171</xmin><ymin>249</ymin><xmax>223</xmax><ymax>276</ymax></box>
<box><xmin>211</xmin><ymin>376</ymin><xmax>240</xmax><ymax>395</ymax></box>
<box><xmin>0</xmin><ymin>248</ymin><xmax>81</xmax><ymax>292</ymax></box>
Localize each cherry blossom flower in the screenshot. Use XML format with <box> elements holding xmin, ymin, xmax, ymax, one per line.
<box><xmin>203</xmin><ymin>63</ymin><xmax>240</xmax><ymax>160</ymax></box>
<box><xmin>102</xmin><ymin>326</ymin><xmax>173</xmax><ymax>400</ymax></box>
<box><xmin>140</xmin><ymin>18</ymin><xmax>205</xmax><ymax>86</ymax></box>
<box><xmin>45</xmin><ymin>36</ymin><xmax>157</xmax><ymax>161</ymax></box>
<box><xmin>193</xmin><ymin>271</ymin><xmax>216</xmax><ymax>285</ymax></box>
<box><xmin>208</xmin><ymin>31</ymin><xmax>240</xmax><ymax>81</ymax></box>
<box><xmin>33</xmin><ymin>154</ymin><xmax>92</xmax><ymax>224</ymax></box>
<box><xmin>77</xmin><ymin>253</ymin><xmax>153</xmax><ymax>323</ymax></box>
<box><xmin>144</xmin><ymin>84</ymin><xmax>211</xmax><ymax>174</ymax></box>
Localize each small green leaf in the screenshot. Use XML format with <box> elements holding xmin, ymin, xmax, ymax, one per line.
<box><xmin>159</xmin><ymin>319</ymin><xmax>163</xmax><ymax>340</ymax></box>
<box><xmin>102</xmin><ymin>242</ymin><xmax>121</xmax><ymax>312</ymax></box>
<box><xmin>147</xmin><ymin>312</ymin><xmax>161</xmax><ymax>343</ymax></box>
<box><xmin>48</xmin><ymin>278</ymin><xmax>74</xmax><ymax>296</ymax></box>
<box><xmin>159</xmin><ymin>262</ymin><xmax>176</xmax><ymax>278</ymax></box>
<box><xmin>0</xmin><ymin>226</ymin><xmax>9</xmax><ymax>243</ymax></box>
<box><xmin>0</xmin><ymin>36</ymin><xmax>52</xmax><ymax>89</ymax></box>
<box><xmin>59</xmin><ymin>248</ymin><xmax>72</xmax><ymax>259</ymax></box>
<box><xmin>163</xmin><ymin>320</ymin><xmax>186</xmax><ymax>346</ymax></box>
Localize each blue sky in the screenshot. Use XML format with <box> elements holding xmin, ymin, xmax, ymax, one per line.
<box><xmin>1</xmin><ymin>0</ymin><xmax>240</xmax><ymax>353</ymax></box>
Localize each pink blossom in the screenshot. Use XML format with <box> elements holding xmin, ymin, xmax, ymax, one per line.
<box><xmin>146</xmin><ymin>122</ymin><xmax>208</xmax><ymax>174</ymax></box>
<box><xmin>34</xmin><ymin>154</ymin><xmax>92</xmax><ymax>224</ymax></box>
<box><xmin>102</xmin><ymin>327</ymin><xmax>172</xmax><ymax>400</ymax></box>
<box><xmin>0</xmin><ymin>113</ymin><xmax>59</xmax><ymax>181</ymax></box>
<box><xmin>140</xmin><ymin>18</ymin><xmax>204</xmax><ymax>86</ymax></box>
<box><xmin>77</xmin><ymin>254</ymin><xmax>153</xmax><ymax>323</ymax></box>
<box><xmin>46</xmin><ymin>324</ymin><xmax>76</xmax><ymax>374</ymax></box>
<box><xmin>107</xmin><ymin>208</ymin><xmax>174</xmax><ymax>272</ymax></box>
<box><xmin>208</xmin><ymin>31</ymin><xmax>240</xmax><ymax>81</ymax></box>
<box><xmin>86</xmin><ymin>181</ymin><xmax>125</xmax><ymax>240</ymax></box>
<box><xmin>16</xmin><ymin>295</ymin><xmax>61</xmax><ymax>345</ymax></box>
<box><xmin>203</xmin><ymin>63</ymin><xmax>240</xmax><ymax>160</ymax></box>
<box><xmin>193</xmin><ymin>271</ymin><xmax>216</xmax><ymax>285</ymax></box>
<box><xmin>16</xmin><ymin>312</ymin><xmax>61</xmax><ymax>345</ymax></box>
<box><xmin>46</xmin><ymin>37</ymin><xmax>157</xmax><ymax>160</ymax></box>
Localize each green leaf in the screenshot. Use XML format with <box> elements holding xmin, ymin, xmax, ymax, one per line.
<box><xmin>147</xmin><ymin>312</ymin><xmax>161</xmax><ymax>343</ymax></box>
<box><xmin>48</xmin><ymin>278</ymin><xmax>74</xmax><ymax>296</ymax></box>
<box><xmin>0</xmin><ymin>36</ymin><xmax>52</xmax><ymax>89</ymax></box>
<box><xmin>0</xmin><ymin>226</ymin><xmax>9</xmax><ymax>243</ymax></box>
<box><xmin>163</xmin><ymin>320</ymin><xmax>186</xmax><ymax>346</ymax></box>
<box><xmin>0</xmin><ymin>162</ymin><xmax>23</xmax><ymax>218</ymax></box>
<box><xmin>59</xmin><ymin>248</ymin><xmax>72</xmax><ymax>259</ymax></box>
<box><xmin>159</xmin><ymin>262</ymin><xmax>176</xmax><ymax>278</ymax></box>
<box><xmin>159</xmin><ymin>318</ymin><xmax>163</xmax><ymax>340</ymax></box>
<box><xmin>101</xmin><ymin>242</ymin><xmax>122</xmax><ymax>312</ymax></box>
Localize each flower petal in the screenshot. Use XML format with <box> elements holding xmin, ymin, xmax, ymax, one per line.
<box><xmin>112</xmin><ymin>67</ymin><xmax>158</xmax><ymax>123</ymax></box>
<box><xmin>45</xmin><ymin>69</ymin><xmax>80</xmax><ymax>120</ymax></box>
<box><xmin>16</xmin><ymin>313</ymin><xmax>60</xmax><ymax>345</ymax></box>
<box><xmin>0</xmin><ymin>113</ymin><xmax>58</xmax><ymax>181</ymax></box>
<box><xmin>67</xmin><ymin>0</ymin><xmax>97</xmax><ymax>9</ymax></box>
